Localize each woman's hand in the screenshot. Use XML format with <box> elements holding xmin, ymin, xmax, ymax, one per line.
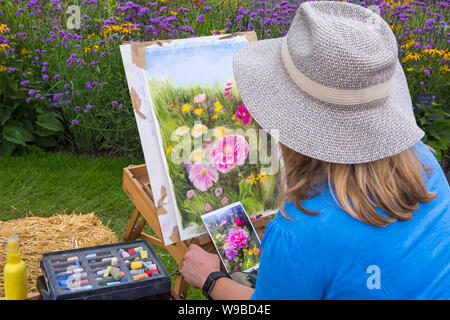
<box><xmin>181</xmin><ymin>244</ymin><xmax>221</xmax><ymax>289</ymax></box>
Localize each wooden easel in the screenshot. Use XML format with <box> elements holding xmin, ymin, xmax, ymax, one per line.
<box><xmin>122</xmin><ymin>164</ymin><xmax>272</xmax><ymax>299</ymax></box>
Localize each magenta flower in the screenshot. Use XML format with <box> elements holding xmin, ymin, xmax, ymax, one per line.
<box><xmin>223</xmin><ymin>244</ymin><xmax>238</xmax><ymax>260</ymax></box>
<box><xmin>188</xmin><ymin>163</ymin><xmax>219</xmax><ymax>192</ymax></box>
<box><xmin>186</xmin><ymin>189</ymin><xmax>195</xmax><ymax>198</ymax></box>
<box><xmin>235</xmin><ymin>217</ymin><xmax>245</xmax><ymax>228</ymax></box>
<box><xmin>227</xmin><ymin>228</ymin><xmax>249</xmax><ymax>251</ymax></box>
<box><xmin>221</xmin><ymin>197</ymin><xmax>229</xmax><ymax>205</ymax></box>
<box><xmin>204</xmin><ymin>203</ymin><xmax>212</xmax><ymax>211</ymax></box>
<box><xmin>235</xmin><ymin>104</ymin><xmax>252</xmax><ymax>124</ymax></box>
<box><xmin>209</xmin><ymin>134</ymin><xmax>249</xmax><ymax>173</ymax></box>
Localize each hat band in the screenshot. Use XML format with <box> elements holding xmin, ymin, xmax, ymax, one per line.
<box><xmin>280</xmin><ymin>37</ymin><xmax>393</xmax><ymax>106</ymax></box>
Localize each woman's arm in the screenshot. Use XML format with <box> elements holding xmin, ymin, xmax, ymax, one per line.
<box><xmin>181</xmin><ymin>244</ymin><xmax>254</xmax><ymax>300</ymax></box>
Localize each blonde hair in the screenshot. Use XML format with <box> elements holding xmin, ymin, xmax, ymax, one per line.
<box><xmin>280</xmin><ymin>144</ymin><xmax>437</xmax><ymax>227</ymax></box>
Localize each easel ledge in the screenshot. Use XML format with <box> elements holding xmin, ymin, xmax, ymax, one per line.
<box><xmin>122</xmin><ymin>164</ymin><xmax>272</xmax><ymax>298</ymax></box>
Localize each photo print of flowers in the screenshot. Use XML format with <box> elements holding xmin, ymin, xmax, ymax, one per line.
<box><xmin>144</xmin><ymin>36</ymin><xmax>280</xmax><ymax>240</ymax></box>
<box><xmin>202</xmin><ymin>202</ymin><xmax>261</xmax><ymax>273</ymax></box>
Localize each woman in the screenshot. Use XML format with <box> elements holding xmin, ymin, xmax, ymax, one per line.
<box><xmin>181</xmin><ymin>1</ymin><xmax>449</xmax><ymax>299</ymax></box>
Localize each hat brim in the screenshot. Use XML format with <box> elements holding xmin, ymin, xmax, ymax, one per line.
<box><xmin>233</xmin><ymin>37</ymin><xmax>424</xmax><ymax>164</ymax></box>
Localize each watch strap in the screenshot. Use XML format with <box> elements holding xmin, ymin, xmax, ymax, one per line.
<box><xmin>202</xmin><ymin>271</ymin><xmax>230</xmax><ymax>300</ymax></box>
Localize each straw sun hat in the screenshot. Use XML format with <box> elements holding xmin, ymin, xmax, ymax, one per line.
<box><xmin>233</xmin><ymin>1</ymin><xmax>424</xmax><ymax>164</ymax></box>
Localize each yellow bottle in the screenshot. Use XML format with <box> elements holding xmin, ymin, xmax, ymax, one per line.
<box><xmin>3</xmin><ymin>235</ymin><xmax>28</xmax><ymax>300</ymax></box>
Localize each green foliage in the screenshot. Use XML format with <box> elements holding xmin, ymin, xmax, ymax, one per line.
<box><xmin>415</xmin><ymin>104</ymin><xmax>450</xmax><ymax>162</ymax></box>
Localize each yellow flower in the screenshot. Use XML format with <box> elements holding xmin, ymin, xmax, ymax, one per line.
<box><xmin>235</xmin><ymin>121</ymin><xmax>240</xmax><ymax>125</ymax></box>
<box><xmin>0</xmin><ymin>43</ymin><xmax>9</xmax><ymax>52</ymax></box>
<box><xmin>174</xmin><ymin>125</ymin><xmax>190</xmax><ymax>136</ymax></box>
<box><xmin>0</xmin><ymin>24</ymin><xmax>9</xmax><ymax>34</ymax></box>
<box><xmin>87</xmin><ymin>33</ymin><xmax>95</xmax><ymax>39</ymax></box>
<box><xmin>166</xmin><ymin>145</ymin><xmax>174</xmax><ymax>154</ymax></box>
<box><xmin>257</xmin><ymin>173</ymin><xmax>268</xmax><ymax>183</ymax></box>
<box><xmin>406</xmin><ymin>67</ymin><xmax>414</xmax><ymax>72</ymax></box>
<box><xmin>213</xmin><ymin>126</ymin><xmax>227</xmax><ymax>139</ymax></box>
<box><xmin>191</xmin><ymin>124</ymin><xmax>208</xmax><ymax>138</ymax></box>
<box><xmin>214</xmin><ymin>103</ymin><xmax>223</xmax><ymax>112</ymax></box>
<box><xmin>248</xmin><ymin>173</ymin><xmax>257</xmax><ymax>185</ymax></box>
<box><xmin>231</xmin><ymin>115</ymin><xmax>236</xmax><ymax>120</ymax></box>
<box><xmin>182</xmin><ymin>104</ymin><xmax>193</xmax><ymax>113</ymax></box>
<box><xmin>190</xmin><ymin>148</ymin><xmax>204</xmax><ymax>162</ymax></box>
<box><xmin>193</xmin><ymin>108</ymin><xmax>203</xmax><ymax>115</ymax></box>
<box><xmin>84</xmin><ymin>46</ymin><xmax>91</xmax><ymax>53</ymax></box>
<box><xmin>440</xmin><ymin>65</ymin><xmax>450</xmax><ymax>73</ymax></box>
<box><xmin>170</xmin><ymin>11</ymin><xmax>177</xmax><ymax>16</ymax></box>
<box><xmin>422</xmin><ymin>48</ymin><xmax>439</xmax><ymax>56</ymax></box>
<box><xmin>212</xmin><ymin>114</ymin><xmax>219</xmax><ymax>119</ymax></box>
<box><xmin>21</xmin><ymin>48</ymin><xmax>31</xmax><ymax>55</ymax></box>
<box><xmin>0</xmin><ymin>65</ymin><xmax>6</xmax><ymax>72</ymax></box>
<box><xmin>402</xmin><ymin>52</ymin><xmax>420</xmax><ymax>63</ymax></box>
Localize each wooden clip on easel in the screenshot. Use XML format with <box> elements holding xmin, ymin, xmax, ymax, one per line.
<box><xmin>122</xmin><ymin>164</ymin><xmax>272</xmax><ymax>298</ymax></box>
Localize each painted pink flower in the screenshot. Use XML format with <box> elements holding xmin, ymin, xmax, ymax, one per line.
<box><xmin>186</xmin><ymin>189</ymin><xmax>195</xmax><ymax>198</ymax></box>
<box><xmin>204</xmin><ymin>202</ymin><xmax>212</xmax><ymax>211</ymax></box>
<box><xmin>227</xmin><ymin>228</ymin><xmax>249</xmax><ymax>251</ymax></box>
<box><xmin>221</xmin><ymin>197</ymin><xmax>229</xmax><ymax>205</ymax></box>
<box><xmin>235</xmin><ymin>104</ymin><xmax>252</xmax><ymax>124</ymax></box>
<box><xmin>188</xmin><ymin>163</ymin><xmax>218</xmax><ymax>192</ymax></box>
<box><xmin>215</xmin><ymin>187</ymin><xmax>223</xmax><ymax>197</ymax></box>
<box><xmin>235</xmin><ymin>217</ymin><xmax>245</xmax><ymax>228</ymax></box>
<box><xmin>193</xmin><ymin>93</ymin><xmax>206</xmax><ymax>103</ymax></box>
<box><xmin>209</xmin><ymin>134</ymin><xmax>249</xmax><ymax>173</ymax></box>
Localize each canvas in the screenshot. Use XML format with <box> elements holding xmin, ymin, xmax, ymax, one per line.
<box><xmin>122</xmin><ymin>34</ymin><xmax>281</xmax><ymax>243</ymax></box>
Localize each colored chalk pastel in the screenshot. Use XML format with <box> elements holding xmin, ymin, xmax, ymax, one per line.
<box><xmin>133</xmin><ymin>274</ymin><xmax>147</xmax><ymax>281</ymax></box>
<box><xmin>139</xmin><ymin>250</ymin><xmax>148</xmax><ymax>259</ymax></box>
<box><xmin>89</xmin><ymin>260</ymin><xmax>97</xmax><ymax>264</ymax></box>
<box><xmin>145</xmin><ymin>270</ymin><xmax>158</xmax><ymax>277</ymax></box>
<box><xmin>102</xmin><ymin>257</ymin><xmax>113</xmax><ymax>262</ymax></box>
<box><xmin>128</xmin><ymin>248</ymin><xmax>135</xmax><ymax>255</ymax></box>
<box><xmin>119</xmin><ymin>249</ymin><xmax>129</xmax><ymax>258</ymax></box>
<box><xmin>111</xmin><ymin>257</ymin><xmax>118</xmax><ymax>266</ymax></box>
<box><xmin>85</xmin><ymin>253</ymin><xmax>97</xmax><ymax>259</ymax></box>
<box><xmin>110</xmin><ymin>267</ymin><xmax>121</xmax><ymax>281</ymax></box>
<box><xmin>67</xmin><ymin>256</ymin><xmax>78</xmax><ymax>262</ymax></box>
<box><xmin>134</xmin><ymin>246</ymin><xmax>143</xmax><ymax>253</ymax></box>
<box><xmin>96</xmin><ymin>269</ymin><xmax>106</xmax><ymax>276</ymax></box>
<box><xmin>120</xmin><ymin>277</ymin><xmax>127</xmax><ymax>283</ymax></box>
<box><xmin>124</xmin><ymin>260</ymin><xmax>130</xmax><ymax>264</ymax></box>
<box><xmin>75</xmin><ymin>260</ymin><xmax>80</xmax><ymax>267</ymax></box>
<box><xmin>103</xmin><ymin>266</ymin><xmax>112</xmax><ymax>279</ymax></box>
<box><xmin>71</xmin><ymin>285</ymin><xmax>92</xmax><ymax>291</ymax></box>
<box><xmin>130</xmin><ymin>269</ymin><xmax>144</xmax><ymax>275</ymax></box>
<box><xmin>107</xmin><ymin>281</ymin><xmax>120</xmax><ymax>286</ymax></box>
<box><xmin>130</xmin><ymin>261</ymin><xmax>142</xmax><ymax>270</ymax></box>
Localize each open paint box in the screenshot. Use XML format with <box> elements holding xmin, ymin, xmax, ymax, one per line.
<box><xmin>37</xmin><ymin>240</ymin><xmax>171</xmax><ymax>300</ymax></box>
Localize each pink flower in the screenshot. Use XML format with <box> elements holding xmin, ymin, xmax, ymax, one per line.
<box><xmin>223</xmin><ymin>244</ymin><xmax>238</xmax><ymax>260</ymax></box>
<box><xmin>193</xmin><ymin>93</ymin><xmax>206</xmax><ymax>103</ymax></box>
<box><xmin>186</xmin><ymin>189</ymin><xmax>195</xmax><ymax>198</ymax></box>
<box><xmin>188</xmin><ymin>163</ymin><xmax>219</xmax><ymax>192</ymax></box>
<box><xmin>204</xmin><ymin>202</ymin><xmax>212</xmax><ymax>211</ymax></box>
<box><xmin>235</xmin><ymin>217</ymin><xmax>245</xmax><ymax>228</ymax></box>
<box><xmin>235</xmin><ymin>103</ymin><xmax>252</xmax><ymax>124</ymax></box>
<box><xmin>221</xmin><ymin>197</ymin><xmax>229</xmax><ymax>205</ymax></box>
<box><xmin>209</xmin><ymin>134</ymin><xmax>249</xmax><ymax>173</ymax></box>
<box><xmin>215</xmin><ymin>187</ymin><xmax>223</xmax><ymax>197</ymax></box>
<box><xmin>227</xmin><ymin>228</ymin><xmax>249</xmax><ymax>251</ymax></box>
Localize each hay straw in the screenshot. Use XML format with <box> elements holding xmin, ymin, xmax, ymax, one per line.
<box><xmin>0</xmin><ymin>213</ymin><xmax>118</xmax><ymax>297</ymax></box>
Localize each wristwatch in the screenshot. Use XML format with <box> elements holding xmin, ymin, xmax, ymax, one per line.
<box><xmin>202</xmin><ymin>271</ymin><xmax>230</xmax><ymax>300</ymax></box>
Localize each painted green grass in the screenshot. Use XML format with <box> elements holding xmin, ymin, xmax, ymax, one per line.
<box><xmin>0</xmin><ymin>150</ymin><xmax>204</xmax><ymax>299</ymax></box>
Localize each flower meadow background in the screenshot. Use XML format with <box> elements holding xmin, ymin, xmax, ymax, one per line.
<box><xmin>202</xmin><ymin>203</ymin><xmax>261</xmax><ymax>272</ymax></box>
<box><xmin>0</xmin><ymin>0</ymin><xmax>449</xmax><ymax>170</ymax></box>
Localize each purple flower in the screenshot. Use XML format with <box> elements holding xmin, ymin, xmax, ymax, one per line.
<box><xmin>71</xmin><ymin>119</ymin><xmax>79</xmax><ymax>125</ymax></box>
<box><xmin>20</xmin><ymin>80</ymin><xmax>30</xmax><ymax>86</ymax></box>
<box><xmin>75</xmin><ymin>106</ymin><xmax>80</xmax><ymax>111</ymax></box>
<box><xmin>28</xmin><ymin>89</ymin><xmax>36</xmax><ymax>96</ymax></box>
<box><xmin>112</xmin><ymin>101</ymin><xmax>118</xmax><ymax>107</ymax></box>
<box><xmin>420</xmin><ymin>81</ymin><xmax>424</xmax><ymax>86</ymax></box>
<box><xmin>7</xmin><ymin>68</ymin><xmax>15</xmax><ymax>73</ymax></box>
<box><xmin>54</xmin><ymin>73</ymin><xmax>60</xmax><ymax>79</ymax></box>
<box><xmin>86</xmin><ymin>104</ymin><xmax>92</xmax><ymax>109</ymax></box>
<box><xmin>42</xmin><ymin>74</ymin><xmax>49</xmax><ymax>80</ymax></box>
<box><xmin>424</xmin><ymin>69</ymin><xmax>431</xmax><ymax>76</ymax></box>
<box><xmin>26</xmin><ymin>98</ymin><xmax>31</xmax><ymax>103</ymax></box>
<box><xmin>186</xmin><ymin>189</ymin><xmax>195</xmax><ymax>198</ymax></box>
<box><xmin>64</xmin><ymin>83</ymin><xmax>70</xmax><ymax>89</ymax></box>
<box><xmin>197</xmin><ymin>14</ymin><xmax>204</xmax><ymax>24</ymax></box>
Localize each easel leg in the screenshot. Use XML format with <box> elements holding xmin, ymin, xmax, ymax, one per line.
<box><xmin>124</xmin><ymin>208</ymin><xmax>146</xmax><ymax>241</ymax></box>
<box><xmin>174</xmin><ymin>275</ymin><xmax>190</xmax><ymax>299</ymax></box>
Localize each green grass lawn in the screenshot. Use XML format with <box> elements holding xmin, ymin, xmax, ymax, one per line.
<box><xmin>0</xmin><ymin>150</ymin><xmax>203</xmax><ymax>299</ymax></box>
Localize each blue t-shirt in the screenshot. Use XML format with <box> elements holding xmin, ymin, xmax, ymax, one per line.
<box><xmin>251</xmin><ymin>142</ymin><xmax>449</xmax><ymax>300</ymax></box>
